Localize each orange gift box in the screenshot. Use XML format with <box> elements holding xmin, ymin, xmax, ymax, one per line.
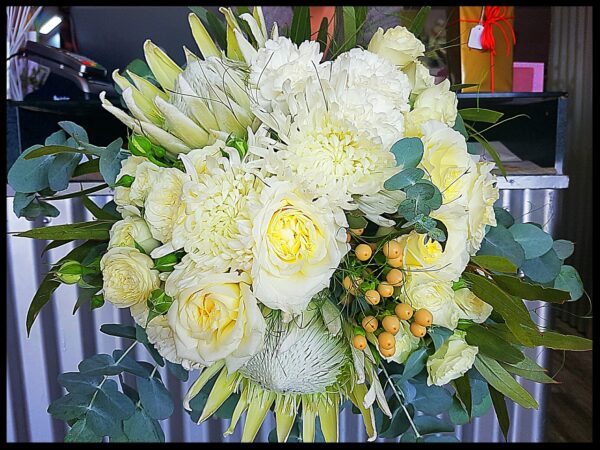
<box><xmin>447</xmin><ymin>6</ymin><xmax>515</xmax><ymax>92</ymax></box>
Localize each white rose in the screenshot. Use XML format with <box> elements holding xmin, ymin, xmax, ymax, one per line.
<box><xmin>426</xmin><ymin>330</ymin><xmax>478</xmax><ymax>386</ymax></box>
<box><xmin>108</xmin><ymin>216</ymin><xmax>160</xmax><ymax>254</ymax></box>
<box><xmin>453</xmin><ymin>287</ymin><xmax>493</xmax><ymax>323</ymax></box>
<box><xmin>251</xmin><ymin>180</ymin><xmax>349</xmax><ymax>314</ymax></box>
<box><xmin>144</xmin><ymin>167</ymin><xmax>189</xmax><ymax>243</ymax></box>
<box><xmin>402</xmin><ymin>60</ymin><xmax>435</xmax><ymax>96</ymax></box>
<box><xmin>379</xmin><ymin>319</ymin><xmax>420</xmax><ymax>364</ymax></box>
<box><xmin>466</xmin><ymin>161</ymin><xmax>499</xmax><ymax>254</ymax></box>
<box><xmin>165</xmin><ymin>266</ymin><xmax>266</xmax><ymax>372</ymax></box>
<box><xmin>401</xmin><ymin>280</ymin><xmax>461</xmax><ymax>330</ymax></box>
<box><xmin>367</xmin><ymin>26</ymin><xmax>425</xmax><ymax>68</ymax></box>
<box><xmin>100</xmin><ymin>247</ymin><xmax>160</xmax><ymax>308</ymax></box>
<box><xmin>405</xmin><ymin>80</ymin><xmax>458</xmax><ymax>136</ymax></box>
<box><xmin>129</xmin><ymin>161</ymin><xmax>162</xmax><ymax>207</ymax></box>
<box><xmin>113</xmin><ymin>156</ymin><xmax>146</xmax><ymax>207</ymax></box>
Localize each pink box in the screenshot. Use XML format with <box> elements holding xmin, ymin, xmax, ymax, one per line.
<box><xmin>513</xmin><ymin>62</ymin><xmax>545</xmax><ymax>92</ymax></box>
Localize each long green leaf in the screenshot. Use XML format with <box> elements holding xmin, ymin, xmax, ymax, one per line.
<box><xmin>474</xmin><ymin>355</ymin><xmax>538</xmax><ymax>409</ymax></box>
<box><xmin>462</xmin><ymin>272</ymin><xmax>535</xmax><ymax>346</ymax></box>
<box><xmin>488</xmin><ymin>323</ymin><xmax>592</xmax><ymax>351</ymax></box>
<box><xmin>290</xmin><ymin>6</ymin><xmax>311</xmax><ymax>45</ymax></box>
<box><xmin>492</xmin><ymin>274</ymin><xmax>570</xmax><ymax>303</ymax></box>
<box><xmin>81</xmin><ymin>196</ymin><xmax>119</xmax><ymax>221</ymax></box>
<box><xmin>316</xmin><ymin>17</ymin><xmax>329</xmax><ymax>55</ymax></box>
<box><xmin>24</xmin><ymin>145</ymin><xmax>99</xmax><ymax>160</ymax></box>
<box><xmin>73</xmin><ymin>158</ymin><xmax>100</xmax><ymax>177</ymax></box>
<box><xmin>453</xmin><ymin>374</ymin><xmax>472</xmax><ymax>418</ymax></box>
<box><xmin>408</xmin><ymin>6</ymin><xmax>431</xmax><ymax>38</ymax></box>
<box><xmin>41</xmin><ymin>239</ymin><xmax>73</xmax><ymax>256</ymax></box>
<box><xmin>470</xmin><ymin>255</ymin><xmax>517</xmax><ymax>273</ymax></box>
<box><xmin>15</xmin><ymin>221</ymin><xmax>113</xmax><ymax>241</ymax></box>
<box><xmin>465</xmin><ymin>324</ymin><xmax>525</xmax><ymax>364</ymax></box>
<box><xmin>467</xmin><ymin>126</ymin><xmax>507</xmax><ymax>177</ymax></box>
<box><xmin>459</xmin><ymin>108</ymin><xmax>504</xmax><ymax>124</ymax></box>
<box><xmin>26</xmin><ymin>241</ymin><xmax>99</xmax><ymax>335</ymax></box>
<box><xmin>340</xmin><ymin>7</ymin><xmax>356</xmax><ymax>52</ymax></box>
<box><xmin>488</xmin><ymin>385</ymin><xmax>510</xmax><ymax>441</ymax></box>
<box><xmin>41</xmin><ymin>184</ymin><xmax>109</xmax><ymax>201</ymax></box>
<box><xmin>499</xmin><ymin>361</ymin><xmax>557</xmax><ymax>384</ymax></box>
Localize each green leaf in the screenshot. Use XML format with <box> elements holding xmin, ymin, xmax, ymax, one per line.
<box><xmin>464</xmin><ymin>323</ymin><xmax>525</xmax><ymax>364</ymax></box>
<box><xmin>477</xmin><ymin>225</ymin><xmax>525</xmax><ymax>268</ymax></box>
<box><xmin>462</xmin><ymin>272</ymin><xmax>536</xmax><ymax>347</ymax></box>
<box><xmin>58</xmin><ymin>372</ymin><xmax>104</xmax><ymax>395</ymax></box>
<box><xmin>346</xmin><ymin>213</ymin><xmax>368</xmax><ymax>230</ymax></box>
<box><xmin>45</xmin><ymin>130</ymin><xmax>68</xmax><ymax>146</ymax></box>
<box><xmin>341</xmin><ymin>7</ymin><xmax>357</xmax><ymax>52</ymax></box>
<box><xmin>100</xmin><ymin>324</ymin><xmax>137</xmax><ymax>340</ymax></box>
<box><xmin>452</xmin><ymin>113</ymin><xmax>469</xmax><ymax>139</ymax></box>
<box><xmin>48</xmin><ymin>392</ymin><xmax>90</xmax><ymax>421</ymax></box>
<box><xmin>122</xmin><ymin>408</ymin><xmax>165</xmax><ymax>442</ymax></box>
<box><xmin>509</xmin><ymin>223</ymin><xmax>554</xmax><ymax>260</ymax></box>
<box><xmin>459</xmin><ymin>108</ymin><xmax>504</xmax><ymax>124</ymax></box>
<box><xmin>410</xmin><ymin>380</ymin><xmax>454</xmax><ymax>416</ymax></box>
<box><xmin>8</xmin><ymin>145</ymin><xmax>52</xmax><ymax>193</ymax></box>
<box><xmin>166</xmin><ymin>361</ymin><xmax>189</xmax><ymax>382</ymax></box>
<box><xmin>13</xmin><ymin>192</ymin><xmax>35</xmax><ymax>217</ymax></box>
<box><xmin>470</xmin><ymin>131</ymin><xmax>507</xmax><ymax>177</ymax></box>
<box><xmin>290</xmin><ymin>7</ymin><xmax>311</xmax><ymax>45</ymax></box>
<box><xmin>15</xmin><ymin>220</ymin><xmax>112</xmax><ymax>241</ymax></box>
<box><xmin>408</xmin><ymin>6</ymin><xmax>431</xmax><ymax>37</ymax></box>
<box><xmin>450</xmin><ymin>83</ymin><xmax>479</xmax><ymax>92</ymax></box>
<box><xmin>113</xmin><ymin>350</ymin><xmax>151</xmax><ymax>378</ymax></box>
<box><xmin>87</xmin><ymin>379</ymin><xmax>136</xmax><ymax>436</ymax></box>
<box><xmin>428</xmin><ymin>326</ymin><xmax>453</xmax><ymax>350</ymax></box>
<box><xmin>315</xmin><ymin>17</ymin><xmax>329</xmax><ymax>54</ymax></box>
<box><xmin>26</xmin><ymin>240</ymin><xmax>99</xmax><ymax>335</ymax></box>
<box><xmin>470</xmin><ymin>255</ymin><xmax>517</xmax><ymax>273</ymax></box>
<box><xmin>499</xmin><ymin>360</ymin><xmax>557</xmax><ymax>384</ymax></box>
<box><xmin>553</xmin><ymin>265</ymin><xmax>584</xmax><ymax>301</ymax></box>
<box><xmin>59</xmin><ymin>121</ymin><xmax>89</xmax><ymax>144</ymax></box>
<box><xmin>552</xmin><ymin>240</ymin><xmax>575</xmax><ymax>261</ymax></box>
<box><xmin>65</xmin><ymin>417</ymin><xmax>103</xmax><ymax>442</ymax></box>
<box><xmin>73</xmin><ymin>158</ymin><xmax>100</xmax><ymax>177</ymax></box>
<box><xmin>489</xmin><ymin>323</ymin><xmax>592</xmax><ymax>351</ymax></box>
<box><xmin>386</xmin><ymin>167</ymin><xmax>425</xmax><ymax>190</ymax></box>
<box><xmin>81</xmin><ymin>195</ymin><xmax>118</xmax><ymax>221</ymax></box>
<box><xmin>389</xmin><ymin>137</ymin><xmax>424</xmax><ymax>169</ymax></box>
<box><xmin>488</xmin><ymin>385</ymin><xmax>510</xmax><ymax>441</ymax></box>
<box><xmin>137</xmin><ymin>375</ymin><xmax>174</xmax><ymax>420</ymax></box>
<box><xmin>401</xmin><ymin>347</ymin><xmax>428</xmax><ymax>380</ymax></box>
<box><xmin>453</xmin><ymin>374</ymin><xmax>472</xmax><ymax>418</ymax></box>
<box><xmin>42</xmin><ymin>239</ymin><xmax>72</xmax><ymax>256</ymax></box>
<box><xmin>43</xmin><ymin>183</ymin><xmax>109</xmax><ymax>201</ymax></box>
<box><xmin>48</xmin><ymin>152</ymin><xmax>83</xmax><ymax>191</ymax></box>
<box><xmin>492</xmin><ymin>274</ymin><xmax>570</xmax><ymax>303</ymax></box>
<box><xmin>379</xmin><ymin>404</ymin><xmax>411</xmax><ymax>438</ymax></box>
<box><xmin>473</xmin><ymin>354</ymin><xmax>538</xmax><ymax>409</ymax></box>
<box><xmin>520</xmin><ymin>248</ymin><xmax>562</xmax><ymax>284</ymax></box>
<box><xmin>78</xmin><ymin>354</ymin><xmax>123</xmax><ymax>376</ymax></box>
<box><xmin>23</xmin><ymin>145</ymin><xmax>98</xmax><ymax>160</ymax></box>
<box><xmin>100</xmin><ymin>138</ymin><xmax>127</xmax><ymax>187</ymax></box>
<box><xmin>494</xmin><ymin>207</ymin><xmax>515</xmax><ymax>228</ymax></box>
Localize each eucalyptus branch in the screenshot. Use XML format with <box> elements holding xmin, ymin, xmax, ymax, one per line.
<box><xmin>379</xmin><ymin>362</ymin><xmax>422</xmax><ymax>439</ymax></box>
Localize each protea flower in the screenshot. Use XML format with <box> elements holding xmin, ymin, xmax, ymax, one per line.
<box><xmin>100</xmin><ymin>7</ymin><xmax>272</xmax><ymax>155</ymax></box>
<box><xmin>183</xmin><ymin>296</ymin><xmax>391</xmax><ymax>442</ymax></box>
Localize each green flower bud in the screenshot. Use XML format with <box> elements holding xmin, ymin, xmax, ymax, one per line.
<box><xmin>56</xmin><ymin>261</ymin><xmax>83</xmax><ymax>284</ymax></box>
<box><xmin>115</xmin><ymin>174</ymin><xmax>135</xmax><ymax>187</ymax></box>
<box><xmin>128</xmin><ymin>134</ymin><xmax>152</xmax><ymax>156</ymax></box>
<box><xmin>226</xmin><ymin>136</ymin><xmax>248</xmax><ymax>159</ymax></box>
<box><xmin>151</xmin><ymin>144</ymin><xmax>166</xmax><ymax>158</ymax></box>
<box><xmin>153</xmin><ymin>251</ymin><xmax>182</xmax><ymax>272</ymax></box>
<box><xmin>91</xmin><ymin>294</ymin><xmax>105</xmax><ymax>309</ymax></box>
<box><xmin>146</xmin><ymin>288</ymin><xmax>174</xmax><ymax>324</ymax></box>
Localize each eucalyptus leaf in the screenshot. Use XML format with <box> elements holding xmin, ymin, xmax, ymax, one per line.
<box><xmin>78</xmin><ymin>354</ymin><xmax>123</xmax><ymax>376</ymax></box>
<box><xmin>464</xmin><ymin>323</ymin><xmax>525</xmax><ymax>364</ymax></box>
<box><xmin>47</xmin><ymin>392</ymin><xmax>90</xmax><ymax>421</ymax></box>
<box><xmin>87</xmin><ymin>379</ymin><xmax>136</xmax><ymax>435</ymax></box>
<box><xmin>520</xmin><ymin>248</ymin><xmax>562</xmax><ymax>284</ymax></box>
<box><xmin>99</xmin><ymin>138</ymin><xmax>127</xmax><ymax>186</ymax></box>
<box><xmin>470</xmin><ymin>255</ymin><xmax>517</xmax><ymax>273</ymax></box>
<box><xmin>389</xmin><ymin>137</ymin><xmax>424</xmax><ymax>169</ymax></box>
<box><xmin>58</xmin><ymin>372</ymin><xmax>104</xmax><ymax>395</ymax></box>
<box><xmin>45</xmin><ymin>130</ymin><xmax>68</xmax><ymax>146</ymax></box>
<box><xmin>48</xmin><ymin>153</ymin><xmax>83</xmax><ymax>192</ymax></box>
<box><xmin>137</xmin><ymin>376</ymin><xmax>174</xmax><ymax>420</ymax></box>
<box><xmin>509</xmin><ymin>223</ymin><xmax>554</xmax><ymax>259</ymax></box>
<box><xmin>122</xmin><ymin>408</ymin><xmax>165</xmax><ymax>442</ymax></box>
<box><xmin>552</xmin><ymin>239</ymin><xmax>575</xmax><ymax>261</ymax></box>
<box><xmin>553</xmin><ymin>265</ymin><xmax>584</xmax><ymax>301</ymax></box>
<box><xmin>59</xmin><ymin>121</ymin><xmax>89</xmax><ymax>144</ymax></box>
<box><xmin>65</xmin><ymin>417</ymin><xmax>103</xmax><ymax>442</ymax></box>
<box><xmin>494</xmin><ymin>207</ymin><xmax>515</xmax><ymax>228</ymax></box>
<box><xmin>492</xmin><ymin>274</ymin><xmax>570</xmax><ymax>303</ymax></box>
<box><xmin>384</xmin><ymin>167</ymin><xmax>425</xmax><ymax>191</ymax></box>
<box><xmin>489</xmin><ymin>322</ymin><xmax>592</xmax><ymax>351</ymax></box>
<box><xmin>8</xmin><ymin>145</ymin><xmax>52</xmax><ymax>193</ymax></box>
<box><xmin>477</xmin><ymin>225</ymin><xmax>525</xmax><ymax>268</ymax></box>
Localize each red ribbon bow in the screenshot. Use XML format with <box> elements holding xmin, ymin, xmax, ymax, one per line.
<box><xmin>461</xmin><ymin>6</ymin><xmax>516</xmax><ymax>92</ymax></box>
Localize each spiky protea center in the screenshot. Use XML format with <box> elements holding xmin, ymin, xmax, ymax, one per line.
<box><xmin>238</xmin><ymin>309</ymin><xmax>350</xmax><ymax>395</ymax></box>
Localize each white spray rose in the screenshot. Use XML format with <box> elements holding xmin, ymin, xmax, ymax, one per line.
<box><xmin>108</xmin><ymin>216</ymin><xmax>160</xmax><ymax>253</ymax></box>
<box><xmin>453</xmin><ymin>288</ymin><xmax>493</xmax><ymax>323</ymax></box>
<box><xmin>165</xmin><ymin>266</ymin><xmax>266</xmax><ymax>372</ymax></box>
<box><xmin>405</xmin><ymin>80</ymin><xmax>458</xmax><ymax>136</ymax></box>
<box><xmin>426</xmin><ymin>330</ymin><xmax>478</xmax><ymax>386</ymax></box>
<box><xmin>113</xmin><ymin>156</ymin><xmax>146</xmax><ymax>207</ymax></box>
<box><xmin>466</xmin><ymin>161</ymin><xmax>499</xmax><ymax>254</ymax></box>
<box><xmin>401</xmin><ymin>280</ymin><xmax>461</xmax><ymax>330</ymax></box>
<box><xmin>129</xmin><ymin>161</ymin><xmax>163</xmax><ymax>207</ymax></box>
<box><xmin>402</xmin><ymin>60</ymin><xmax>435</xmax><ymax>96</ymax></box>
<box><xmin>379</xmin><ymin>319</ymin><xmax>420</xmax><ymax>364</ymax></box>
<box><xmin>144</xmin><ymin>167</ymin><xmax>190</xmax><ymax>243</ymax></box>
<box><xmin>367</xmin><ymin>26</ymin><xmax>425</xmax><ymax>68</ymax></box>
<box><xmin>251</xmin><ymin>180</ymin><xmax>349</xmax><ymax>315</ymax></box>
<box><xmin>100</xmin><ymin>247</ymin><xmax>160</xmax><ymax>308</ymax></box>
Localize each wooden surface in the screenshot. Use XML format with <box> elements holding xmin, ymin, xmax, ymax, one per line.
<box><xmin>545</xmin><ymin>319</ymin><xmax>593</xmax><ymax>442</ymax></box>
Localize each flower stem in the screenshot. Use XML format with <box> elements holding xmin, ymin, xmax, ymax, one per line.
<box><xmin>379</xmin><ymin>363</ymin><xmax>422</xmax><ymax>439</ymax></box>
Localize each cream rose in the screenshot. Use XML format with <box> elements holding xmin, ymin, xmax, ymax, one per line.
<box><xmin>114</xmin><ymin>155</ymin><xmax>146</xmax><ymax>207</ymax></box>
<box><xmin>251</xmin><ymin>180</ymin><xmax>350</xmax><ymax>315</ymax></box>
<box><xmin>405</xmin><ymin>80</ymin><xmax>458</xmax><ymax>136</ymax></box>
<box><xmin>129</xmin><ymin>161</ymin><xmax>162</xmax><ymax>207</ymax></box>
<box><xmin>402</xmin><ymin>60</ymin><xmax>435</xmax><ymax>96</ymax></box>
<box><xmin>453</xmin><ymin>287</ymin><xmax>493</xmax><ymax>323</ymax></box>
<box><xmin>379</xmin><ymin>319</ymin><xmax>420</xmax><ymax>364</ymax></box>
<box><xmin>466</xmin><ymin>161</ymin><xmax>499</xmax><ymax>254</ymax></box>
<box><xmin>426</xmin><ymin>330</ymin><xmax>478</xmax><ymax>386</ymax></box>
<box><xmin>367</xmin><ymin>26</ymin><xmax>425</xmax><ymax>68</ymax></box>
<box><xmin>165</xmin><ymin>265</ymin><xmax>266</xmax><ymax>372</ymax></box>
<box><xmin>100</xmin><ymin>247</ymin><xmax>160</xmax><ymax>308</ymax></box>
<box><xmin>144</xmin><ymin>167</ymin><xmax>189</xmax><ymax>243</ymax></box>
<box><xmin>401</xmin><ymin>280</ymin><xmax>461</xmax><ymax>330</ymax></box>
<box><xmin>108</xmin><ymin>216</ymin><xmax>160</xmax><ymax>253</ymax></box>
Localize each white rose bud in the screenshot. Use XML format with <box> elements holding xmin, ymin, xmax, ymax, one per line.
<box><xmin>114</xmin><ymin>156</ymin><xmax>146</xmax><ymax>207</ymax></box>
<box><xmin>108</xmin><ymin>216</ymin><xmax>161</xmax><ymax>254</ymax></box>
<box><xmin>453</xmin><ymin>287</ymin><xmax>493</xmax><ymax>324</ymax></box>
<box><xmin>368</xmin><ymin>26</ymin><xmax>425</xmax><ymax>68</ymax></box>
<box><xmin>402</xmin><ymin>280</ymin><xmax>461</xmax><ymax>330</ymax></box>
<box><xmin>100</xmin><ymin>247</ymin><xmax>160</xmax><ymax>308</ymax></box>
<box><xmin>405</xmin><ymin>80</ymin><xmax>458</xmax><ymax>136</ymax></box>
<box><xmin>426</xmin><ymin>330</ymin><xmax>478</xmax><ymax>386</ymax></box>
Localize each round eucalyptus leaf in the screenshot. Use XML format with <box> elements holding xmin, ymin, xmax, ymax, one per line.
<box><xmin>509</xmin><ymin>223</ymin><xmax>554</xmax><ymax>259</ymax></box>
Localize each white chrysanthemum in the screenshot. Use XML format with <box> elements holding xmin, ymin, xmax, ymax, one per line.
<box><xmin>248</xmin><ymin>36</ymin><xmax>326</xmax><ymax>114</ymax></box>
<box><xmin>170</xmin><ymin>155</ymin><xmax>262</xmax><ymax>272</ymax></box>
<box><xmin>329</xmin><ymin>48</ymin><xmax>411</xmax><ymax>149</ymax></box>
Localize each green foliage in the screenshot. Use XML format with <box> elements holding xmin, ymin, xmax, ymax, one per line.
<box><xmin>290</xmin><ymin>7</ymin><xmax>311</xmax><ymax>44</ymax></box>
<box><xmin>316</xmin><ymin>17</ymin><xmax>329</xmax><ymax>54</ymax></box>
<box><xmin>470</xmin><ymin>255</ymin><xmax>517</xmax><ymax>273</ymax></box>
<box><xmin>492</xmin><ymin>274</ymin><xmax>570</xmax><ymax>303</ymax></box>
<box><xmin>553</xmin><ymin>265</ymin><xmax>584</xmax><ymax>301</ymax></box>
<box><xmin>459</xmin><ymin>108</ymin><xmax>504</xmax><ymax>124</ymax></box>
<box><xmin>146</xmin><ymin>289</ymin><xmax>174</xmax><ymax>324</ymax></box>
<box><xmin>137</xmin><ymin>375</ymin><xmax>174</xmax><ymax>420</ymax></box>
<box><xmin>14</xmin><ymin>220</ymin><xmax>113</xmax><ymax>241</ymax></box>
<box><xmin>341</xmin><ymin>7</ymin><xmax>357</xmax><ymax>52</ymax></box>
<box><xmin>552</xmin><ymin>240</ymin><xmax>575</xmax><ymax>261</ymax></box>
<box><xmin>489</xmin><ymin>323</ymin><xmax>592</xmax><ymax>351</ymax></box>
<box><xmin>477</xmin><ymin>224</ymin><xmax>525</xmax><ymax>268</ymax></box>
<box><xmin>100</xmin><ymin>324</ymin><xmax>137</xmax><ymax>340</ymax></box>
<box><xmin>509</xmin><ymin>223</ymin><xmax>554</xmax><ymax>260</ymax></box>
<box><xmin>464</xmin><ymin>323</ymin><xmax>525</xmax><ymax>364</ymax></box>
<box><xmin>99</xmin><ymin>138</ymin><xmax>128</xmax><ymax>186</ymax></box>
<box><xmin>520</xmin><ymin>248</ymin><xmax>562</xmax><ymax>284</ymax></box>
<box><xmin>452</xmin><ymin>113</ymin><xmax>469</xmax><ymax>139</ymax></box>
<box><xmin>407</xmin><ymin>6</ymin><xmax>431</xmax><ymax>38</ymax></box>
<box><xmin>489</xmin><ymin>385</ymin><xmax>510</xmax><ymax>441</ymax></box>
<box><xmin>494</xmin><ymin>207</ymin><xmax>515</xmax><ymax>228</ymax></box>
<box><xmin>389</xmin><ymin>137</ymin><xmax>424</xmax><ymax>169</ymax></box>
